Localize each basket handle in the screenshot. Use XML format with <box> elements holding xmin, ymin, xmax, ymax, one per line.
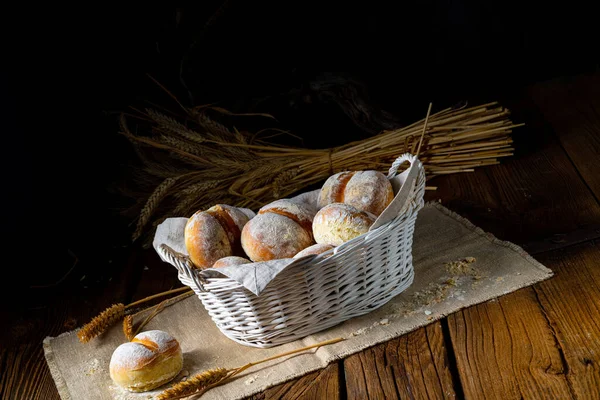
<box><xmin>369</xmin><ymin>153</ymin><xmax>426</xmax><ymax>231</ymax></box>
<box><xmin>158</xmin><ymin>244</ymin><xmax>207</xmax><ymax>292</ymax></box>
<box><xmin>388</xmin><ymin>153</ymin><xmax>419</xmax><ymax>179</ymax></box>
<box><xmin>389</xmin><ymin>153</ymin><xmax>426</xmax><ymax>207</ymax></box>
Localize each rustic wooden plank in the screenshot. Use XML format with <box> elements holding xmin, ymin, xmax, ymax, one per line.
<box><xmin>522</xmin><ymin>223</ymin><xmax>600</xmax><ymax>255</ymax></box>
<box><xmin>0</xmin><ymin>344</ymin><xmax>59</xmax><ymax>400</ymax></box>
<box><xmin>447</xmin><ymin>287</ymin><xmax>574</xmax><ymax>399</ymax></box>
<box><xmin>290</xmin><ymin>363</ymin><xmax>340</xmax><ymax>400</ymax></box>
<box><xmin>425</xmin><ymin>168</ymin><xmax>504</xmax><ymax>239</ymax></box>
<box><xmin>488</xmin><ymin>94</ymin><xmax>600</xmax><ymax>244</ymax></box>
<box><xmin>247</xmin><ymin>362</ymin><xmax>340</xmax><ymax>400</ymax></box>
<box><xmin>344</xmin><ymin>322</ymin><xmax>457</xmax><ymax>400</ymax></box>
<box><xmin>530</xmin><ymin>73</ymin><xmax>600</xmax><ymax>201</ymax></box>
<box><xmin>534</xmin><ymin>241</ymin><xmax>600</xmax><ymax>398</ymax></box>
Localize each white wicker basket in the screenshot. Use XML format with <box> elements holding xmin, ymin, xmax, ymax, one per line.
<box><xmin>157</xmin><ymin>154</ymin><xmax>426</xmax><ymax>348</ymax></box>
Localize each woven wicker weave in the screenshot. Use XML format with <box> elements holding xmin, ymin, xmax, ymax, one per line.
<box><xmin>157</xmin><ymin>154</ymin><xmax>426</xmax><ymax>348</ymax></box>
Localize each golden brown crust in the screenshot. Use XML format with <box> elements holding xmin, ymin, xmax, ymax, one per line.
<box><xmin>259</xmin><ymin>207</ymin><xmax>313</xmax><ymax>239</ymax></box>
<box><xmin>184</xmin><ymin>212</ymin><xmax>231</xmax><ymax>269</ymax></box>
<box><xmin>333</xmin><ymin>171</ymin><xmax>356</xmax><ymax>202</ymax></box>
<box><xmin>206</xmin><ymin>205</ymin><xmax>243</xmax><ymax>255</ymax></box>
<box><xmin>126</xmin><ymin>338</ymin><xmax>180</xmax><ymax>370</ymax></box>
<box><xmin>343</xmin><ymin>171</ymin><xmax>394</xmax><ymax>216</ymax></box>
<box><xmin>131</xmin><ymin>337</ymin><xmax>160</xmax><ymax>353</ymax></box>
<box><xmin>241</xmin><ymin>213</ymin><xmax>313</xmax><ymax>262</ymax></box>
<box><xmin>318</xmin><ymin>171</ymin><xmax>356</xmax><ymax>208</ymax></box>
<box><xmin>110</xmin><ymin>331</ymin><xmax>183</xmax><ymax>392</ymax></box>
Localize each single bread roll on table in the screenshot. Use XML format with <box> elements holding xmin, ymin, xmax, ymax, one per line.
<box><xmin>109</xmin><ymin>330</ymin><xmax>183</xmax><ymax>392</ymax></box>
<box><xmin>242</xmin><ymin>199</ymin><xmax>315</xmax><ymax>262</ymax></box>
<box><xmin>185</xmin><ymin>204</ymin><xmax>255</xmax><ymax>269</ymax></box>
<box><xmin>313</xmin><ymin>203</ymin><xmax>376</xmax><ymax>246</ymax></box>
<box><xmin>318</xmin><ymin>170</ymin><xmax>394</xmax><ymax>216</ymax></box>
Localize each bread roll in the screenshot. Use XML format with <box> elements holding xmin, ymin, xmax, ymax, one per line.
<box><xmin>109</xmin><ymin>330</ymin><xmax>183</xmax><ymax>392</ymax></box>
<box><xmin>318</xmin><ymin>170</ymin><xmax>394</xmax><ymax>216</ymax></box>
<box><xmin>313</xmin><ymin>203</ymin><xmax>376</xmax><ymax>246</ymax></box>
<box><xmin>241</xmin><ymin>199</ymin><xmax>315</xmax><ymax>262</ymax></box>
<box><xmin>293</xmin><ymin>243</ymin><xmax>335</xmax><ymax>259</ymax></box>
<box><xmin>212</xmin><ymin>256</ymin><xmax>251</xmax><ymax>269</ymax></box>
<box><xmin>185</xmin><ymin>205</ymin><xmax>255</xmax><ymax>269</ymax></box>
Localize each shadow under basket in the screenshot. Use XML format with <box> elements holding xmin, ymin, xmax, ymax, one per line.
<box><xmin>157</xmin><ymin>154</ymin><xmax>426</xmax><ymax>348</ymax></box>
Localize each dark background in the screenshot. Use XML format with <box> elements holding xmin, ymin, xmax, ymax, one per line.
<box><xmin>3</xmin><ymin>2</ymin><xmax>598</xmax><ymax>298</ymax></box>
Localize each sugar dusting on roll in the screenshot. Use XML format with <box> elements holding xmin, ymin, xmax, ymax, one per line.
<box><xmin>109</xmin><ymin>330</ymin><xmax>183</xmax><ymax>392</ymax></box>
<box><xmin>184</xmin><ymin>205</ymin><xmax>253</xmax><ymax>269</ymax></box>
<box><xmin>242</xmin><ymin>212</ymin><xmax>313</xmax><ymax>261</ymax></box>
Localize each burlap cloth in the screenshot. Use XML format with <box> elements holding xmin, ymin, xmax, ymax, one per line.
<box><xmin>43</xmin><ymin>203</ymin><xmax>553</xmax><ymax>400</ymax></box>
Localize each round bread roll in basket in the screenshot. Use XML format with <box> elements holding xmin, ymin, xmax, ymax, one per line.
<box><xmin>184</xmin><ymin>204</ymin><xmax>254</xmax><ymax>269</ymax></box>
<box><xmin>241</xmin><ymin>199</ymin><xmax>316</xmax><ymax>262</ymax></box>
<box><xmin>318</xmin><ymin>170</ymin><xmax>394</xmax><ymax>216</ymax></box>
<box><xmin>157</xmin><ymin>153</ymin><xmax>425</xmax><ymax>348</ymax></box>
<box><xmin>312</xmin><ymin>203</ymin><xmax>377</xmax><ymax>246</ymax></box>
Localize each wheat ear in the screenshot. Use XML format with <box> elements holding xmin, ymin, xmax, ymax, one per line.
<box><xmin>133</xmin><ymin>177</ymin><xmax>179</xmax><ymax>241</ymax></box>
<box><xmin>79</xmin><ymin>287</ymin><xmax>193</xmax><ymax>344</ymax></box>
<box><xmin>77</xmin><ymin>304</ymin><xmax>125</xmax><ymax>343</ymax></box>
<box><xmin>157</xmin><ymin>368</ymin><xmax>229</xmax><ymax>400</ymax></box>
<box><xmin>122</xmin><ymin>315</ymin><xmax>134</xmax><ymax>341</ymax></box>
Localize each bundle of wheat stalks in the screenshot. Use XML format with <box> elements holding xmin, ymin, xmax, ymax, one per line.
<box><xmin>121</xmin><ymin>101</ymin><xmax>522</xmax><ymax>242</ymax></box>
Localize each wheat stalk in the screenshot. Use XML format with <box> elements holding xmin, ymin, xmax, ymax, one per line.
<box><xmin>123</xmin><ymin>315</ymin><xmax>134</xmax><ymax>341</ymax></box>
<box><xmin>158</xmin><ymin>337</ymin><xmax>345</xmax><ymax>399</ymax></box>
<box><xmin>77</xmin><ymin>304</ymin><xmax>125</xmax><ymax>343</ymax></box>
<box><xmin>146</xmin><ymin>108</ymin><xmax>206</xmax><ymax>144</ymax></box>
<box><xmin>272</xmin><ymin>167</ymin><xmax>300</xmax><ymax>198</ymax></box>
<box><xmin>196</xmin><ymin>112</ymin><xmax>233</xmax><ymax>139</ymax></box>
<box><xmin>78</xmin><ymin>287</ymin><xmax>193</xmax><ymax>344</ymax></box>
<box><xmin>157</xmin><ymin>368</ymin><xmax>229</xmax><ymax>400</ymax></box>
<box><xmin>133</xmin><ymin>177</ymin><xmax>179</xmax><ymax>241</ymax></box>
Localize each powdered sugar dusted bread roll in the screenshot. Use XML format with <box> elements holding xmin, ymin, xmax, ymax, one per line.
<box><xmin>313</xmin><ymin>203</ymin><xmax>376</xmax><ymax>246</ymax></box>
<box><xmin>212</xmin><ymin>256</ymin><xmax>251</xmax><ymax>269</ymax></box>
<box><xmin>241</xmin><ymin>199</ymin><xmax>315</xmax><ymax>262</ymax></box>
<box><xmin>318</xmin><ymin>170</ymin><xmax>394</xmax><ymax>216</ymax></box>
<box><xmin>293</xmin><ymin>243</ymin><xmax>335</xmax><ymax>259</ymax></box>
<box><xmin>109</xmin><ymin>330</ymin><xmax>183</xmax><ymax>392</ymax></box>
<box><xmin>185</xmin><ymin>205</ymin><xmax>255</xmax><ymax>269</ymax></box>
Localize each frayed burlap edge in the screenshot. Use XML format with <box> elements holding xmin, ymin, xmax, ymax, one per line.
<box><xmin>43</xmin><ymin>330</ymin><xmax>78</xmax><ymax>400</ymax></box>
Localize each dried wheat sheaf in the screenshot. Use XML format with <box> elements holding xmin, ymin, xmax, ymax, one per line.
<box><xmin>122</xmin><ymin>103</ymin><xmax>521</xmax><ymax>243</ymax></box>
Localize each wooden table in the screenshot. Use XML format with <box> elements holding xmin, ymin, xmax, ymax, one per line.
<box><xmin>2</xmin><ymin>73</ymin><xmax>599</xmax><ymax>399</ymax></box>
